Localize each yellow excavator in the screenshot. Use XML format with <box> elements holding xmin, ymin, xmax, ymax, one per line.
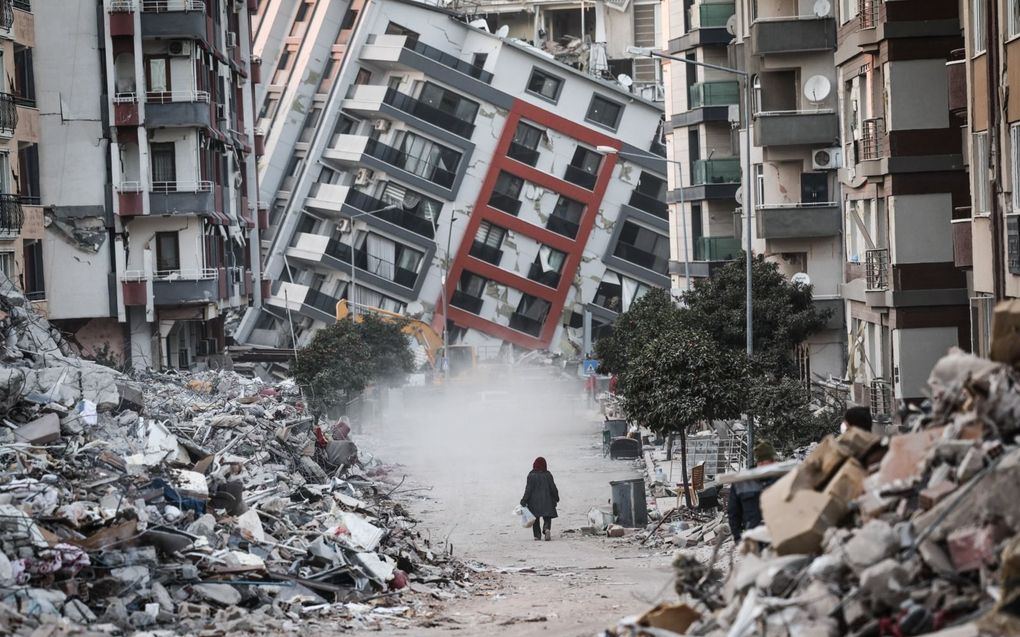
<box><xmin>335</xmin><ymin>299</ymin><xmax>476</xmax><ymax>376</ymax></box>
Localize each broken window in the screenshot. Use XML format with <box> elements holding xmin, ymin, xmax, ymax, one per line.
<box><xmin>511</xmin><ymin>294</ymin><xmax>550</xmax><ymax>337</ymax></box>
<box><xmin>526</xmin><ymin>69</ymin><xmax>563</xmax><ymax>102</ymax></box>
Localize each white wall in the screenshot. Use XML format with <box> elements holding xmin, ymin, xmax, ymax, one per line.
<box><xmin>125</xmin><ymin>217</ymin><xmax>206</xmax><ymax>272</ymax></box>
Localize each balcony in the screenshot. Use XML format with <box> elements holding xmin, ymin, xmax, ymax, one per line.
<box><xmin>613</xmin><ymin>243</ymin><xmax>668</xmax><ymax>275</ymax></box>
<box><xmin>122</xmin><ymin>268</ymin><xmax>219</xmax><ymax>306</ymax></box>
<box><xmin>344</xmin><ymin>189</ymin><xmax>436</xmax><ymax>239</ymax></box>
<box><xmin>508</xmin><ymin>142</ymin><xmax>540</xmax><ymax>166</ymax></box>
<box><xmin>139</xmin><ymin>1</ymin><xmax>206</xmax><ymax>40</ymax></box>
<box><xmin>451</xmin><ymin>290</ymin><xmax>484</xmax><ymax>314</ymax></box>
<box><xmin>865</xmin><ymin>248</ymin><xmax>890</xmax><ymax>291</ymax></box>
<box><xmin>689</xmin><ymin>81</ymin><xmax>739</xmax><ymax>108</ymax></box>
<box><xmin>858</xmin><ymin>118</ymin><xmax>885</xmax><ymax>161</ymax></box>
<box><xmin>402</xmin><ymin>39</ymin><xmax>493</xmax><ymax>84</ymax></box>
<box><xmin>364</xmin><ymin>138</ymin><xmax>456</xmax><ymax>189</ymax></box>
<box><xmin>488</xmin><ymin>191</ymin><xmax>521</xmax><ymax>216</ymax></box>
<box><xmin>144</xmin><ymin>90</ymin><xmax>212</xmax><ymax>128</ymax></box>
<box><xmin>303</xmin><ymin>288</ymin><xmax>340</xmax><ymax>321</ymax></box>
<box><xmin>750</xmin><ymin>17</ymin><xmax>836</xmax><ymax>55</ymax></box>
<box><xmin>469</xmin><ymin>241</ymin><xmax>503</xmax><ymax>265</ymax></box>
<box><xmin>508</xmin><ymin>313</ymin><xmax>544</xmax><ymax>337</ymax></box>
<box><xmin>948</xmin><ymin>50</ymin><xmax>966</xmax><ymax>117</ymax></box>
<box><xmin>757</xmin><ymin>203</ymin><xmax>841</xmax><ymax>240</ymax></box>
<box><xmin>694</xmin><ymin>235</ymin><xmax>741</xmax><ymax>261</ymax></box>
<box><xmin>527</xmin><ymin>263</ymin><xmax>562</xmax><ymax>288</ymax></box>
<box><xmin>0</xmin><ymin>193</ymin><xmax>24</xmax><ymax>235</ymax></box>
<box><xmin>146</xmin><ymin>180</ymin><xmax>216</xmax><ymax>216</ymax></box>
<box><xmin>563</xmin><ymin>164</ymin><xmax>597</xmax><ymax>190</ymax></box>
<box><xmin>323</xmin><ymin>133</ymin><xmax>369</xmax><ymax>165</ymax></box>
<box><xmin>691</xmin><ymin>158</ymin><xmax>740</xmax><ymax>185</ymax></box>
<box><xmin>628</xmin><ymin>190</ymin><xmax>667</xmax><ymax>219</ymax></box>
<box><xmin>546</xmin><ymin>215</ymin><xmax>580</xmax><ymax>240</ymax></box>
<box><xmin>754</xmin><ymin>111</ymin><xmax>839</xmax><ymax>147</ymax></box>
<box><xmin>649</xmin><ymin>138</ymin><xmax>667</xmax><ymax>157</ymax></box>
<box><xmin>383</xmin><ymin>88</ymin><xmax>475</xmax><ymax>139</ymax></box>
<box><xmin>326</xmin><ymin>241</ymin><xmax>420</xmax><ymax>289</ymax></box>
<box><xmin>697</xmin><ymin>2</ymin><xmax>735</xmax><ymax>28</ymax></box>
<box><xmin>0</xmin><ymin>93</ymin><xmax>17</xmax><ymax>137</ymax></box>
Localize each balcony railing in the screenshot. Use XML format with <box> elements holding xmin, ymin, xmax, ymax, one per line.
<box><xmin>0</xmin><ymin>93</ymin><xmax>17</xmax><ymax>134</ymax></box>
<box><xmin>122</xmin><ymin>267</ymin><xmax>218</xmax><ymax>281</ymax></box>
<box><xmin>145</xmin><ymin>90</ymin><xmax>211</xmax><ymax>103</ymax></box>
<box><xmin>527</xmin><ymin>263</ymin><xmax>562</xmax><ymax>288</ymax></box>
<box><xmin>345</xmin><ymin>189</ymin><xmax>436</xmax><ymax>238</ymax></box>
<box><xmin>141</xmin><ymin>0</ymin><xmax>206</xmax><ymax>11</ymax></box>
<box><xmin>613</xmin><ymin>243</ymin><xmax>668</xmax><ymax>274</ymax></box>
<box><xmin>859</xmin><ymin>0</ymin><xmax>878</xmax><ymax>29</ymax></box>
<box><xmin>865</xmin><ymin>248</ymin><xmax>889</xmax><ymax>291</ymax></box>
<box><xmin>0</xmin><ymin>194</ymin><xmax>24</xmax><ymax>234</ymax></box>
<box><xmin>546</xmin><ymin>215</ymin><xmax>580</xmax><ymax>239</ymax></box>
<box><xmin>383</xmin><ymin>88</ymin><xmax>475</xmax><ymax>139</ymax></box>
<box><xmin>507</xmin><ymin>142</ymin><xmax>540</xmax><ymax>166</ymax></box>
<box><xmin>451</xmin><ymin>290</ymin><xmax>484</xmax><ymax>314</ymax></box>
<box><xmin>868</xmin><ymin>378</ymin><xmax>893</xmax><ymax>422</ymax></box>
<box><xmin>488</xmin><ymin>191</ymin><xmax>521</xmax><ymax>216</ymax></box>
<box><xmin>469</xmin><ymin>241</ymin><xmax>503</xmax><ymax>265</ymax></box>
<box><xmin>698</xmin><ymin>2</ymin><xmax>735</xmax><ymax>28</ymax></box>
<box><xmin>304</xmin><ymin>288</ymin><xmax>340</xmax><ymax>316</ymax></box>
<box><xmin>563</xmin><ymin>164</ymin><xmax>597</xmax><ymax>190</ymax></box>
<box><xmin>327</xmin><ymin>241</ymin><xmax>419</xmax><ymax>289</ymax></box>
<box><xmin>509</xmin><ymin>312</ymin><xmax>544</xmax><ymax>337</ymax></box>
<box><xmin>689</xmin><ymin>81</ymin><xmax>739</xmax><ymax>108</ymax></box>
<box><xmin>692</xmin><ymin>158</ymin><xmax>740</xmax><ymax>185</ymax></box>
<box><xmin>364</xmin><ymin>138</ymin><xmax>456</xmax><ymax>189</ymax></box>
<box><xmin>694</xmin><ymin>235</ymin><xmax>741</xmax><ymax>261</ymax></box>
<box><xmin>628</xmin><ymin>190</ymin><xmax>667</xmax><ymax>218</ymax></box>
<box><xmin>403</xmin><ymin>39</ymin><xmax>494</xmax><ymax>84</ymax></box>
<box><xmin>859</xmin><ymin>118</ymin><xmax>884</xmax><ymax>160</ymax></box>
<box><xmin>150</xmin><ymin>180</ymin><xmax>213</xmax><ymax>193</ymax></box>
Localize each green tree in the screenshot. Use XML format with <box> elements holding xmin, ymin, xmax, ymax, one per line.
<box><xmin>291</xmin><ymin>316</ymin><xmax>414</xmax><ymax>419</ymax></box>
<box><xmin>748</xmin><ymin>377</ymin><xmax>840</xmax><ymax>455</ymax></box>
<box><xmin>594</xmin><ymin>288</ymin><xmax>679</xmax><ymax>376</ymax></box>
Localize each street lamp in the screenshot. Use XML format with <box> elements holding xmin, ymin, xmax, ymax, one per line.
<box><xmin>596</xmin><ymin>146</ymin><xmax>691</xmax><ymax>293</ymax></box>
<box><xmin>627</xmin><ymin>45</ymin><xmax>757</xmax><ymax>458</ymax></box>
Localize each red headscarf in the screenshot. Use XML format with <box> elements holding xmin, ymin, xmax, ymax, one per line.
<box><xmin>533</xmin><ymin>457</ymin><xmax>547</xmax><ymax>471</ymax></box>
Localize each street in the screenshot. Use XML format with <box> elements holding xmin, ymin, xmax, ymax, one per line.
<box><xmin>359</xmin><ymin>369</ymin><xmax>676</xmax><ymax>636</ymax></box>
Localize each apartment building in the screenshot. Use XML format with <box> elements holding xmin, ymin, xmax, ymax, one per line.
<box><xmin>955</xmin><ymin>0</ymin><xmax>1020</xmax><ymax>357</ymax></box>
<box><xmin>661</xmin><ymin>1</ymin><xmax>744</xmax><ymax>291</ymax></box>
<box><xmin>730</xmin><ymin>0</ymin><xmax>845</xmax><ymax>384</ymax></box>
<box><xmin>34</xmin><ymin>0</ymin><xmax>261</xmax><ymax>370</ymax></box>
<box><xmin>836</xmin><ymin>0</ymin><xmax>967</xmax><ymax>418</ymax></box>
<box><xmin>0</xmin><ymin>1</ymin><xmax>44</xmax><ymax>306</ymax></box>
<box><xmin>235</xmin><ymin>0</ymin><xmax>668</xmax><ymax>356</ymax></box>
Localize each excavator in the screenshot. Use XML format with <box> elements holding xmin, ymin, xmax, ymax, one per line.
<box><xmin>335</xmin><ymin>299</ymin><xmax>476</xmax><ymax>377</ymax></box>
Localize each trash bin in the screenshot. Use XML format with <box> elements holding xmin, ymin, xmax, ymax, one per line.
<box><xmin>610</xmin><ymin>478</ymin><xmax>648</xmax><ymax>528</ymax></box>
<box><xmin>604</xmin><ymin>419</ymin><xmax>627</xmax><ymax>438</ymax></box>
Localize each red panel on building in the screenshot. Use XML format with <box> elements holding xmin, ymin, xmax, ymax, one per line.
<box><xmin>114</xmin><ymin>104</ymin><xmax>139</xmax><ymax>127</ymax></box>
<box><xmin>118</xmin><ymin>191</ymin><xmax>143</xmax><ymax>217</ymax></box>
<box><xmin>254</xmin><ymin>132</ymin><xmax>265</xmax><ymax>156</ymax></box>
<box><xmin>441</xmin><ymin>98</ymin><xmax>620</xmax><ymax>349</ymax></box>
<box><xmin>218</xmin><ymin>267</ymin><xmax>228</xmax><ymax>299</ymax></box>
<box><xmin>122</xmin><ymin>281</ymin><xmax>147</xmax><ymax>306</ymax></box>
<box><xmin>108</xmin><ymin>14</ymin><xmax>134</xmax><ymax>37</ymax></box>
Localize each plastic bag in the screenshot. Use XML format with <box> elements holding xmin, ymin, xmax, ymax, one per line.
<box><xmin>513</xmin><ymin>505</ymin><xmax>536</xmax><ymax>528</ymax></box>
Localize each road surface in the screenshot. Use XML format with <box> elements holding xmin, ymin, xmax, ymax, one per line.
<box><xmin>358</xmin><ymin>367</ymin><xmax>676</xmax><ymax>636</ymax></box>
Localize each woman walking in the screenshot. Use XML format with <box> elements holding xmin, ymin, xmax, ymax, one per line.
<box><xmin>521</xmin><ymin>457</ymin><xmax>559</xmax><ymax>541</ymax></box>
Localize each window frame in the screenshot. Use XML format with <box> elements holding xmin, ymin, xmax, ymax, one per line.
<box><xmin>973</xmin><ymin>0</ymin><xmax>987</xmax><ymax>55</ymax></box>
<box><xmin>525</xmin><ymin>68</ymin><xmax>564</xmax><ymax>103</ymax></box>
<box><xmin>974</xmin><ymin>131</ymin><xmax>990</xmax><ymax>216</ymax></box>
<box><xmin>585</xmin><ymin>94</ymin><xmax>625</xmax><ymax>131</ymax></box>
<box><xmin>1010</xmin><ymin>0</ymin><xmax>1020</xmax><ymax>39</ymax></box>
<box><xmin>1011</xmin><ymin>124</ymin><xmax>1020</xmax><ymax>213</ymax></box>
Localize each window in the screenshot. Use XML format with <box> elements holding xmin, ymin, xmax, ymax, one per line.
<box><xmin>385</xmin><ymin>22</ymin><xmax>419</xmax><ymax>46</ymax></box>
<box><xmin>571</xmin><ymin>146</ymin><xmax>602</xmax><ymax>174</ymax></box>
<box><xmin>475</xmin><ymin>221</ymin><xmax>506</xmax><ymax>249</ymax></box>
<box><xmin>155</xmin><ymin>232</ymin><xmax>180</xmax><ymax>273</ymax></box>
<box><xmin>145</xmin><ymin>56</ymin><xmax>170</xmax><ymax>95</ymax></box>
<box><xmin>0</xmin><ymin>153</ymin><xmax>8</xmax><ymax>194</ymax></box>
<box><xmin>616</xmin><ymin>221</ymin><xmax>669</xmax><ymax>272</ymax></box>
<box><xmin>1010</xmin><ymin>0</ymin><xmax>1020</xmax><ymax>39</ymax></box>
<box><xmin>586</xmin><ymin>95</ymin><xmax>623</xmax><ymax>130</ymax></box>
<box><xmin>418</xmin><ymin>82</ymin><xmax>479</xmax><ymax>123</ymax></box>
<box><xmin>511</xmin><ymin>295</ymin><xmax>551</xmax><ymax>336</ymax></box>
<box><xmin>296</xmin><ymin>213</ymin><xmax>319</xmax><ymax>235</ymax></box>
<box><xmin>1012</xmin><ymin>125</ymin><xmax>1020</xmax><ymax>212</ymax></box>
<box><xmin>18</xmin><ymin>144</ymin><xmax>39</xmax><ymax>204</ymax></box>
<box><xmin>513</xmin><ymin>122</ymin><xmax>544</xmax><ymax>150</ymax></box>
<box><xmin>489</xmin><ymin>172</ymin><xmax>523</xmax><ymax>214</ymax></box>
<box><xmin>294</xmin><ymin>1</ymin><xmax>310</xmax><ymax>23</ymax></box>
<box><xmin>530</xmin><ymin>245</ymin><xmax>566</xmax><ymax>287</ymax></box>
<box><xmin>299</xmin><ymin>107</ymin><xmax>322</xmax><ymax>143</ymax></box>
<box><xmin>13</xmin><ymin>46</ymin><xmax>34</xmax><ymax>106</ymax></box>
<box><xmin>22</xmin><ymin>240</ymin><xmax>42</xmax><ymax>300</ymax></box>
<box><xmin>472</xmin><ymin>53</ymin><xmax>488</xmax><ymax>68</ymax></box>
<box><xmin>974</xmin><ymin>132</ymin><xmax>990</xmax><ymax>215</ymax></box>
<box><xmin>340</xmin><ymin>7</ymin><xmax>359</xmax><ymax>30</ymax></box>
<box><xmin>755</xmin><ymin>163</ymin><xmax>765</xmax><ymax>206</ymax></box>
<box><xmin>354</xmin><ymin>67</ymin><xmax>372</xmax><ymax>86</ymax></box>
<box><xmin>548</xmin><ymin>195</ymin><xmax>584</xmax><ymax>238</ymax></box>
<box><xmin>526</xmin><ymin>69</ymin><xmax>563</xmax><ymax>102</ymax></box>
<box><xmin>273</xmin><ymin>48</ymin><xmax>295</xmax><ymax>85</ymax></box>
<box><xmin>150</xmin><ymin>142</ymin><xmax>176</xmax><ymax>188</ymax></box>
<box><xmin>0</xmin><ymin>252</ymin><xmax>13</xmax><ymax>279</ymax></box>
<box><xmin>457</xmin><ymin>271</ymin><xmax>487</xmax><ymax>297</ymax></box>
<box><xmin>281</xmin><ymin>155</ymin><xmax>303</xmax><ymax>191</ymax></box>
<box><xmin>259</xmin><ymin>95</ymin><xmax>280</xmax><ymax>121</ymax></box>
<box><xmin>330</xmin><ymin>114</ymin><xmax>358</xmax><ymax>146</ymax></box>
<box><xmin>318</xmin><ymin>57</ymin><xmax>339</xmax><ymax>93</ymax></box>
<box><xmin>395</xmin><ymin>132</ymin><xmax>462</xmax><ymax>185</ymax></box>
<box><xmin>380</xmin><ymin>182</ymin><xmax>442</xmax><ymax>228</ymax></box>
<box><xmin>973</xmin><ymin>0</ymin><xmax>987</xmax><ymax>54</ymax></box>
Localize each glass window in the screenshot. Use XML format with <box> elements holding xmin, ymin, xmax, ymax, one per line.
<box><xmin>570</xmin><ymin>146</ymin><xmax>602</xmax><ymax>174</ymax></box>
<box><xmin>0</xmin><ymin>252</ymin><xmax>13</xmax><ymax>278</ymax></box>
<box><xmin>493</xmin><ymin>171</ymin><xmax>524</xmax><ymax>197</ymax></box>
<box><xmin>418</xmin><ymin>82</ymin><xmax>479</xmax><ymax>122</ymax></box>
<box><xmin>974</xmin><ymin>132</ymin><xmax>990</xmax><ymax>214</ymax></box>
<box><xmin>299</xmin><ymin>107</ymin><xmax>322</xmax><ymax>143</ymax></box>
<box><xmin>1012</xmin><ymin>125</ymin><xmax>1020</xmax><ymax>212</ymax></box>
<box><xmin>586</xmin><ymin>95</ymin><xmax>623</xmax><ymax>129</ymax></box>
<box><xmin>526</xmin><ymin>69</ymin><xmax>563</xmax><ymax>101</ymax></box>
<box><xmin>552</xmin><ymin>196</ymin><xmax>584</xmax><ymax>223</ymax></box>
<box><xmin>150</xmin><ymin>142</ymin><xmax>177</xmax><ymax>186</ymax></box>
<box><xmin>973</xmin><ymin>0</ymin><xmax>987</xmax><ymax>54</ymax></box>
<box><xmin>396</xmin><ymin>132</ymin><xmax>462</xmax><ymax>183</ymax></box>
<box><xmin>513</xmin><ymin>122</ymin><xmax>544</xmax><ymax>149</ymax></box>
<box><xmin>155</xmin><ymin>232</ymin><xmax>180</xmax><ymax>272</ymax></box>
<box><xmin>458</xmin><ymin>271</ymin><xmax>487</xmax><ymax>297</ymax></box>
<box><xmin>475</xmin><ymin>221</ymin><xmax>506</xmax><ymax>248</ymax></box>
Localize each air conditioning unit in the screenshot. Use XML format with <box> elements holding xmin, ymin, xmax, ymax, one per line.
<box><xmin>354</xmin><ymin>168</ymin><xmax>374</xmax><ymax>186</ymax></box>
<box><xmin>812</xmin><ymin>147</ymin><xmax>842</xmax><ymax>170</ymax></box>
<box><xmin>168</xmin><ymin>40</ymin><xmax>193</xmax><ymax>57</ymax></box>
<box><xmin>226</xmin><ymin>32</ymin><xmax>238</xmax><ymax>49</ymax></box>
<box><xmin>372</xmin><ymin>119</ymin><xmax>391</xmax><ymax>133</ymax></box>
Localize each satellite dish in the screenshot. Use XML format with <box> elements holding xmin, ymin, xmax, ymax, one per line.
<box><xmin>495</xmin><ymin>24</ymin><xmax>510</xmax><ymax>38</ymax></box>
<box><xmin>406</xmin><ymin>301</ymin><xmax>425</xmax><ymax>317</ymax></box>
<box><xmin>734</xmin><ymin>186</ymin><xmax>743</xmax><ymax>204</ymax></box>
<box><xmin>617</xmin><ymin>73</ymin><xmax>633</xmax><ymax>88</ymax></box>
<box><xmin>470</xmin><ymin>19</ymin><xmax>490</xmax><ymax>32</ymax></box>
<box><xmin>803</xmin><ymin>75</ymin><xmax>831</xmax><ymax>102</ymax></box>
<box><xmin>792</xmin><ymin>272</ymin><xmax>812</xmax><ymax>286</ymax></box>
<box><xmin>726</xmin><ymin>15</ymin><xmax>737</xmax><ymax>35</ymax></box>
<box><xmin>813</xmin><ymin>0</ymin><xmax>832</xmax><ymax>17</ymax></box>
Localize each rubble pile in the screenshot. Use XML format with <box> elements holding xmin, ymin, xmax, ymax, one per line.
<box><xmin>0</xmin><ymin>278</ymin><xmax>473</xmax><ymax>636</ymax></box>
<box><xmin>609</xmin><ymin>347</ymin><xmax>1020</xmax><ymax>637</ymax></box>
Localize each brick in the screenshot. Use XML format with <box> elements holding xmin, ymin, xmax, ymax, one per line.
<box><xmin>919</xmin><ymin>480</ymin><xmax>957</xmax><ymax>510</ymax></box>
<box><xmin>947</xmin><ymin>526</ymin><xmax>996</xmax><ymax>572</ymax></box>
<box><xmin>822</xmin><ymin>458</ymin><xmax>867</xmax><ymax>504</ymax></box>
<box><xmin>875</xmin><ymin>427</ymin><xmax>946</xmax><ymax>487</ymax></box>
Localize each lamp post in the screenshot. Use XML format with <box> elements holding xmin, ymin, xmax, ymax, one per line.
<box><xmin>627</xmin><ymin>45</ymin><xmax>757</xmax><ymax>460</ymax></box>
<box><xmin>595</xmin><ymin>146</ymin><xmax>691</xmax><ymax>293</ymax></box>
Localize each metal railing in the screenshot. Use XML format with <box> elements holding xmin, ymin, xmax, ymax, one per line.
<box><xmin>507</xmin><ymin>142</ymin><xmax>540</xmax><ymax>166</ymax></box>
<box><xmin>403</xmin><ymin>39</ymin><xmax>493</xmax><ymax>84</ymax></box>
<box><xmin>107</xmin><ymin>0</ymin><xmax>138</xmax><ymax>10</ymax></box>
<box><xmin>628</xmin><ymin>190</ymin><xmax>667</xmax><ymax>218</ymax></box>
<box><xmin>859</xmin><ymin>0</ymin><xmax>878</xmax><ymax>29</ymax></box>
<box><xmin>113</xmin><ymin>92</ymin><xmax>138</xmax><ymax>103</ymax></box>
<box><xmin>756</xmin><ymin>201</ymin><xmax>838</xmax><ymax>209</ymax></box>
<box><xmin>613</xmin><ymin>243</ymin><xmax>669</xmax><ymax>274</ymax></box>
<box><xmin>527</xmin><ymin>263</ymin><xmax>561</xmax><ymax>288</ymax></box>
<box><xmin>450</xmin><ymin>290</ymin><xmax>484</xmax><ymax>314</ymax></box>
<box><xmin>121</xmin><ymin>267</ymin><xmax>218</xmax><ymax>281</ymax></box>
<box><xmin>469</xmin><ymin>241</ymin><xmax>503</xmax><ymax>265</ymax></box>
<box><xmin>383</xmin><ymin>88</ymin><xmax>475</xmax><ymax>139</ymax></box>
<box><xmin>546</xmin><ymin>214</ymin><xmax>580</xmax><ymax>239</ymax></box>
<box><xmin>344</xmin><ymin>189</ymin><xmax>436</xmax><ymax>239</ymax></box>
<box><xmin>689</xmin><ymin>81</ymin><xmax>739</xmax><ymax>108</ymax></box>
<box><xmin>0</xmin><ymin>0</ymin><xmax>11</xmax><ymax>30</ymax></box>
<box><xmin>12</xmin><ymin>0</ymin><xmax>28</xmax><ymax>12</ymax></box>
<box><xmin>563</xmin><ymin>164</ymin><xmax>597</xmax><ymax>190</ymax></box>
<box><xmin>859</xmin><ymin>117</ymin><xmax>884</xmax><ymax>160</ymax></box>
<box><xmin>146</xmin><ymin>90</ymin><xmax>211</xmax><ymax>103</ymax></box>
<box><xmin>364</xmin><ymin>138</ymin><xmax>457</xmax><ymax>189</ymax></box>
<box><xmin>868</xmin><ymin>378</ymin><xmax>893</xmax><ymax>422</ymax></box>
<box><xmin>865</xmin><ymin>248</ymin><xmax>889</xmax><ymax>290</ymax></box>
<box><xmin>0</xmin><ymin>193</ymin><xmax>23</xmax><ymax>234</ymax></box>
<box><xmin>0</xmin><ymin>93</ymin><xmax>17</xmax><ymax>134</ymax></box>
<box><xmin>509</xmin><ymin>312</ymin><xmax>544</xmax><ymax>337</ymax></box>
<box><xmin>488</xmin><ymin>191</ymin><xmax>521</xmax><ymax>216</ymax></box>
<box><xmin>151</xmin><ymin>180</ymin><xmax>214</xmax><ymax>193</ymax></box>
<box><xmin>691</xmin><ymin>158</ymin><xmax>740</xmax><ymax>185</ymax></box>
<box><xmin>140</xmin><ymin>0</ymin><xmax>205</xmax><ymax>11</ymax></box>
<box><xmin>326</xmin><ymin>240</ymin><xmax>420</xmax><ymax>289</ymax></box>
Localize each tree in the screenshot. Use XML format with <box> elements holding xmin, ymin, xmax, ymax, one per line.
<box><xmin>748</xmin><ymin>377</ymin><xmax>841</xmax><ymax>455</ymax></box>
<box><xmin>291</xmin><ymin>316</ymin><xmax>414</xmax><ymax>419</ymax></box>
<box><xmin>595</xmin><ymin>288</ymin><xmax>679</xmax><ymax>376</ymax></box>
<box><xmin>620</xmin><ymin>323</ymin><xmax>747</xmax><ymax>506</ymax></box>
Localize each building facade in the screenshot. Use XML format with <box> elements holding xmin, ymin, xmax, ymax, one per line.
<box><xmin>34</xmin><ymin>0</ymin><xmax>261</xmax><ymax>370</ymax></box>
<box><xmin>236</xmin><ymin>0</ymin><xmax>668</xmax><ymax>356</ymax></box>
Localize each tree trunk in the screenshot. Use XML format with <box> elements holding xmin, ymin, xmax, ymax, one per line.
<box><xmin>679</xmin><ymin>427</ymin><xmax>692</xmax><ymax>508</ymax></box>
<box><xmin>666</xmin><ymin>433</ymin><xmax>674</xmax><ymax>461</ymax></box>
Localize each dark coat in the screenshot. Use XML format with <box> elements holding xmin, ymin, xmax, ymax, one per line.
<box><xmin>727</xmin><ymin>478</ymin><xmax>773</xmax><ymax>540</ymax></box>
<box><xmin>521</xmin><ymin>470</ymin><xmax>559</xmax><ymax>518</ymax></box>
